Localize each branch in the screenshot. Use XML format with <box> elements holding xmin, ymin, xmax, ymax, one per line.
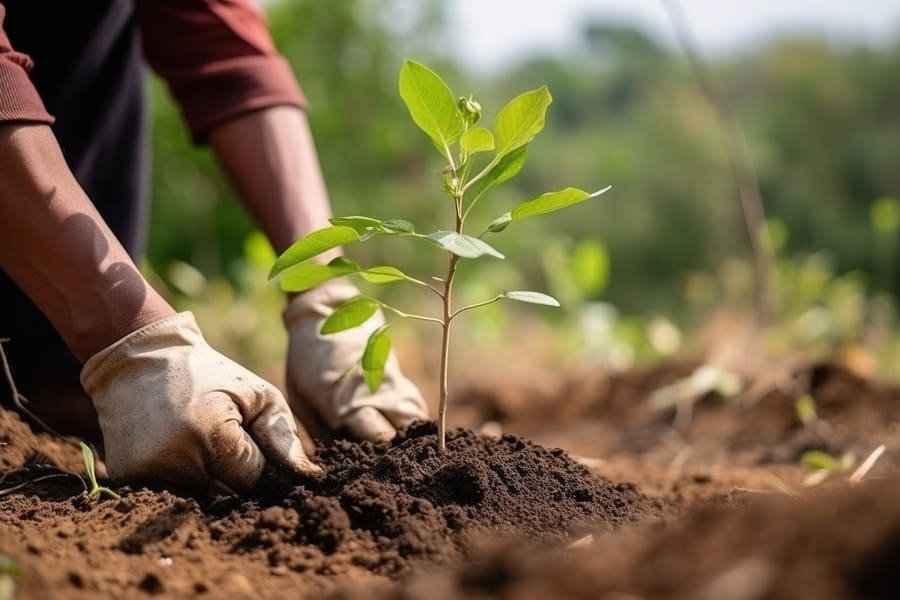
<box><xmin>0</xmin><ymin>339</ymin><xmax>68</xmax><ymax>440</ymax></box>
<box><xmin>661</xmin><ymin>0</ymin><xmax>776</xmax><ymax>326</ymax></box>
<box><xmin>449</xmin><ymin>295</ymin><xmax>503</xmax><ymax>321</ymax></box>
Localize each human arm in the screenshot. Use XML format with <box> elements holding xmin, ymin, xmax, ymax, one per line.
<box><xmin>0</xmin><ymin>3</ymin><xmax>319</xmax><ymax>486</ymax></box>
<box><xmin>209</xmin><ymin>105</ymin><xmax>337</xmax><ymax>257</ymax></box>
<box><xmin>0</xmin><ymin>123</ymin><xmax>320</xmax><ymax>489</ymax></box>
<box><xmin>138</xmin><ymin>0</ymin><xmax>428</xmax><ymax>441</ymax></box>
<box><xmin>0</xmin><ymin>123</ymin><xmax>174</xmax><ymax>361</ymax></box>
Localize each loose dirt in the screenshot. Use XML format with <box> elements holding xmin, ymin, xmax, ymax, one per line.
<box><xmin>331</xmin><ymin>478</ymin><xmax>900</xmax><ymax>600</ymax></box>
<box><xmin>2</xmin><ymin>361</ymin><xmax>900</xmax><ymax>599</ymax></box>
<box><xmin>0</xmin><ymin>414</ymin><xmax>657</xmax><ymax>599</ymax></box>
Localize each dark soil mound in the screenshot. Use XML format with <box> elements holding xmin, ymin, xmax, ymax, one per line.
<box><xmin>333</xmin><ymin>478</ymin><xmax>900</xmax><ymax>600</ymax></box>
<box><xmin>0</xmin><ymin>413</ymin><xmax>658</xmax><ymax>598</ymax></box>
<box><xmin>231</xmin><ymin>422</ymin><xmax>657</xmax><ymax>576</ymax></box>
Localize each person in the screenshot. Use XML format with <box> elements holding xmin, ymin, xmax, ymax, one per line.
<box><xmin>0</xmin><ymin>0</ymin><xmax>428</xmax><ymax>492</ymax></box>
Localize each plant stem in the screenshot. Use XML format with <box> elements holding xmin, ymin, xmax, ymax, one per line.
<box><xmin>450</xmin><ymin>295</ymin><xmax>502</xmax><ymax>320</ymax></box>
<box><xmin>379</xmin><ymin>303</ymin><xmax>444</xmax><ymax>325</ymax></box>
<box><xmin>438</xmin><ymin>195</ymin><xmax>463</xmax><ymax>452</ymax></box>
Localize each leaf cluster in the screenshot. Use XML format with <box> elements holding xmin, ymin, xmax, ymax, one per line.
<box><xmin>269</xmin><ymin>60</ymin><xmax>608</xmax><ymax>395</ymax></box>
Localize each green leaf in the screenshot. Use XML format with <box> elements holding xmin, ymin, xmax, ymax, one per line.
<box><xmin>426</xmin><ymin>231</ymin><xmax>505</xmax><ymax>259</ymax></box>
<box><xmin>280</xmin><ymin>258</ymin><xmax>409</xmax><ymax>292</ymax></box>
<box><xmin>280</xmin><ymin>258</ymin><xmax>360</xmax><ymax>292</ymax></box>
<box><xmin>0</xmin><ymin>555</ymin><xmax>25</xmax><ymax>579</ymax></box>
<box><xmin>358</xmin><ymin>266</ymin><xmax>407</xmax><ymax>284</ymax></box>
<box><xmin>80</xmin><ymin>440</ymin><xmax>120</xmax><ymax>500</ymax></box>
<box><xmin>493</xmin><ymin>86</ymin><xmax>552</xmax><ymax>159</ymax></box>
<box><xmin>362</xmin><ymin>327</ymin><xmax>391</xmax><ymax>392</ymax></box>
<box><xmin>511</xmin><ymin>186</ymin><xmax>610</xmax><ymax>221</ymax></box>
<box><xmin>871</xmin><ymin>196</ymin><xmax>900</xmax><ymax>234</ymax></box>
<box><xmin>329</xmin><ymin>216</ymin><xmax>385</xmax><ymax>234</ymax></box>
<box><xmin>329</xmin><ymin>216</ymin><xmax>416</xmax><ymax>236</ymax></box>
<box><xmin>571</xmin><ymin>239</ymin><xmax>610</xmax><ymax>296</ymax></box>
<box><xmin>460</xmin><ymin>127</ymin><xmax>495</xmax><ymax>154</ymax></box>
<box><xmin>486</xmin><ymin>213</ymin><xmax>512</xmax><ymax>233</ymax></box>
<box><xmin>321</xmin><ymin>296</ymin><xmax>379</xmax><ymax>334</ymax></box>
<box><xmin>800</xmin><ymin>450</ymin><xmax>853</xmax><ymax>474</ymax></box>
<box><xmin>80</xmin><ymin>442</ymin><xmax>97</xmax><ymax>487</ymax></box>
<box><xmin>501</xmin><ymin>291</ymin><xmax>561</xmax><ymax>307</ymax></box>
<box><xmin>794</xmin><ymin>394</ymin><xmax>818</xmax><ymax>427</ymax></box>
<box><xmin>243</xmin><ymin>230</ymin><xmax>276</xmax><ymax>269</ymax></box>
<box><xmin>475</xmin><ymin>145</ymin><xmax>528</xmax><ymax>198</ymax></box>
<box><xmin>399</xmin><ymin>60</ymin><xmax>464</xmax><ymax>160</ymax></box>
<box><xmin>269</xmin><ymin>226</ymin><xmax>360</xmax><ymax>278</ymax></box>
<box><xmin>382</xmin><ymin>219</ymin><xmax>416</xmax><ymax>233</ymax></box>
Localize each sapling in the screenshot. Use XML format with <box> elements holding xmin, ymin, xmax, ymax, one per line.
<box><xmin>80</xmin><ymin>442</ymin><xmax>120</xmax><ymax>500</ymax></box>
<box><xmin>269</xmin><ymin>60</ymin><xmax>609</xmax><ymax>451</ymax></box>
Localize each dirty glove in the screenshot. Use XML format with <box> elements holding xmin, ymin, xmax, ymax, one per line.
<box><xmin>81</xmin><ymin>312</ymin><xmax>320</xmax><ymax>491</ymax></box>
<box><xmin>283</xmin><ymin>280</ymin><xmax>429</xmax><ymax>442</ymax></box>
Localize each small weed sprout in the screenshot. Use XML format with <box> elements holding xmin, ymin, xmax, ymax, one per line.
<box><xmin>794</xmin><ymin>394</ymin><xmax>818</xmax><ymax>427</ymax></box>
<box><xmin>269</xmin><ymin>60</ymin><xmax>609</xmax><ymax>451</ymax></box>
<box><xmin>801</xmin><ymin>449</ymin><xmax>855</xmax><ymax>487</ymax></box>
<box><xmin>80</xmin><ymin>442</ymin><xmax>120</xmax><ymax>500</ymax></box>
<box><xmin>0</xmin><ymin>554</ymin><xmax>25</xmax><ymax>600</ymax></box>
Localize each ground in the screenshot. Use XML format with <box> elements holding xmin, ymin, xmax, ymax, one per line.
<box><xmin>1</xmin><ymin>359</ymin><xmax>899</xmax><ymax>599</ymax></box>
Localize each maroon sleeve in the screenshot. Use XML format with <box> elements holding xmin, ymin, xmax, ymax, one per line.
<box><xmin>136</xmin><ymin>0</ymin><xmax>307</xmax><ymax>143</ymax></box>
<box><xmin>0</xmin><ymin>5</ymin><xmax>53</xmax><ymax>125</ymax></box>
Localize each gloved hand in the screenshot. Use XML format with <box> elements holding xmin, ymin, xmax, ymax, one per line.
<box><xmin>81</xmin><ymin>312</ymin><xmax>320</xmax><ymax>492</ymax></box>
<box><xmin>283</xmin><ymin>280</ymin><xmax>429</xmax><ymax>442</ymax></box>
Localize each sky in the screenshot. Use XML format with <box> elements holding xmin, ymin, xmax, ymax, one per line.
<box><xmin>447</xmin><ymin>0</ymin><xmax>900</xmax><ymax>73</ymax></box>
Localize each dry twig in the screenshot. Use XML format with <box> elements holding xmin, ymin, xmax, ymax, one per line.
<box><xmin>0</xmin><ymin>338</ymin><xmax>68</xmax><ymax>439</ymax></box>
<box><xmin>849</xmin><ymin>444</ymin><xmax>886</xmax><ymax>485</ymax></box>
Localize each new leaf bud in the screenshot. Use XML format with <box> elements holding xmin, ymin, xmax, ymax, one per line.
<box><xmin>457</xmin><ymin>95</ymin><xmax>482</xmax><ymax>124</ymax></box>
<box><xmin>442</xmin><ymin>166</ymin><xmax>460</xmax><ymax>194</ymax></box>
<box><xmin>487</xmin><ymin>213</ymin><xmax>512</xmax><ymax>233</ymax></box>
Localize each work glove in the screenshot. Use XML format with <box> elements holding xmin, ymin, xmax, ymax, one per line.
<box><xmin>81</xmin><ymin>312</ymin><xmax>320</xmax><ymax>492</ymax></box>
<box><xmin>283</xmin><ymin>280</ymin><xmax>429</xmax><ymax>442</ymax></box>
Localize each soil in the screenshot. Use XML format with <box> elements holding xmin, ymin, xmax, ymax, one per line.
<box><xmin>0</xmin><ymin>416</ymin><xmax>657</xmax><ymax>598</ymax></box>
<box><xmin>331</xmin><ymin>479</ymin><xmax>900</xmax><ymax>600</ymax></box>
<box><xmin>2</xmin><ymin>360</ymin><xmax>900</xmax><ymax>599</ymax></box>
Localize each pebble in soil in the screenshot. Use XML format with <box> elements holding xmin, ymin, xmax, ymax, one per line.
<box><xmin>224</xmin><ymin>422</ymin><xmax>658</xmax><ymax>577</ymax></box>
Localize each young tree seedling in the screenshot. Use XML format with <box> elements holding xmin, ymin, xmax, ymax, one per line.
<box><xmin>80</xmin><ymin>442</ymin><xmax>121</xmax><ymax>500</ymax></box>
<box><xmin>269</xmin><ymin>60</ymin><xmax>609</xmax><ymax>451</ymax></box>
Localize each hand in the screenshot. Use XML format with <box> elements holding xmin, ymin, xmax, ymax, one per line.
<box><xmin>283</xmin><ymin>280</ymin><xmax>429</xmax><ymax>442</ymax></box>
<box><xmin>81</xmin><ymin>312</ymin><xmax>320</xmax><ymax>492</ymax></box>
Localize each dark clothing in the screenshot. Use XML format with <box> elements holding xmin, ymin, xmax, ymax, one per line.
<box><xmin>1</xmin><ymin>0</ymin><xmax>148</xmax><ymax>391</ymax></box>
<box><xmin>0</xmin><ymin>0</ymin><xmax>305</xmax><ymax>400</ymax></box>
<box><xmin>0</xmin><ymin>0</ymin><xmax>306</xmax><ymax>138</ymax></box>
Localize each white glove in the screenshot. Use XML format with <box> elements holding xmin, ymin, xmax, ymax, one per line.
<box><xmin>81</xmin><ymin>312</ymin><xmax>320</xmax><ymax>492</ymax></box>
<box><xmin>283</xmin><ymin>280</ymin><xmax>429</xmax><ymax>442</ymax></box>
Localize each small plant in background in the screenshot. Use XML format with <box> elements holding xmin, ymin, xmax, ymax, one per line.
<box><xmin>794</xmin><ymin>394</ymin><xmax>819</xmax><ymax>427</ymax></box>
<box><xmin>80</xmin><ymin>442</ymin><xmax>120</xmax><ymax>501</ymax></box>
<box><xmin>801</xmin><ymin>449</ymin><xmax>855</xmax><ymax>487</ymax></box>
<box><xmin>0</xmin><ymin>554</ymin><xmax>24</xmax><ymax>600</ymax></box>
<box><xmin>269</xmin><ymin>60</ymin><xmax>608</xmax><ymax>451</ymax></box>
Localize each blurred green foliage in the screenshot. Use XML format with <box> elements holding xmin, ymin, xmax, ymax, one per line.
<box><xmin>144</xmin><ymin>0</ymin><xmax>900</xmax><ymax>377</ymax></box>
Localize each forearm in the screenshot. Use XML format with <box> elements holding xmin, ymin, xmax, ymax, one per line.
<box><xmin>208</xmin><ymin>106</ymin><xmax>337</xmax><ymax>258</ymax></box>
<box><xmin>0</xmin><ymin>124</ymin><xmax>174</xmax><ymax>361</ymax></box>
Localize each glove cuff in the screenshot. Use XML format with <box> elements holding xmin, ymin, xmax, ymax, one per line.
<box><xmin>81</xmin><ymin>311</ymin><xmax>203</xmax><ymax>396</ymax></box>
<box><xmin>283</xmin><ymin>280</ymin><xmax>360</xmax><ymax>327</ymax></box>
